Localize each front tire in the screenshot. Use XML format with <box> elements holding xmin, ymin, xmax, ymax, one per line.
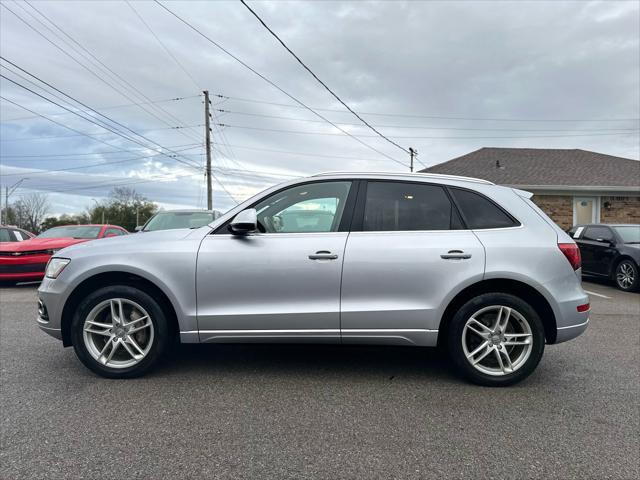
<box><xmin>614</xmin><ymin>259</ymin><xmax>639</xmax><ymax>292</ymax></box>
<box><xmin>70</xmin><ymin>285</ymin><xmax>171</xmax><ymax>378</ymax></box>
<box><xmin>447</xmin><ymin>293</ymin><xmax>545</xmax><ymax>387</ymax></box>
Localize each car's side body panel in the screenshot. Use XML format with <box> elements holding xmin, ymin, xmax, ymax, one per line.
<box><xmin>37</xmin><ymin>229</ymin><xmax>205</xmax><ymax>339</ymax></box>
<box><xmin>195</xmin><ymin>232</ymin><xmax>347</xmax><ymax>343</ymax></box>
<box><xmin>340</xmin><ymin>230</ymin><xmax>485</xmax><ymax>346</ymax></box>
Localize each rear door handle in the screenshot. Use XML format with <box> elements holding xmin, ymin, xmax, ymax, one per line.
<box><xmin>441</xmin><ymin>250</ymin><xmax>472</xmax><ymax>260</ymax></box>
<box><xmin>309</xmin><ymin>250</ymin><xmax>338</xmax><ymax>260</ymax></box>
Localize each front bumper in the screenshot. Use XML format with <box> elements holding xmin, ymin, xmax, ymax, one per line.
<box><xmin>36</xmin><ymin>276</ymin><xmax>68</xmax><ymax>342</ymax></box>
<box><xmin>0</xmin><ymin>253</ymin><xmax>49</xmax><ymax>281</ymax></box>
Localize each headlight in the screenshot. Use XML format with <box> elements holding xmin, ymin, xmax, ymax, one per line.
<box><xmin>45</xmin><ymin>258</ymin><xmax>70</xmax><ymax>279</ymax></box>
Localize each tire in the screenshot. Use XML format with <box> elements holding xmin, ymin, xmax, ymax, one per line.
<box><xmin>613</xmin><ymin>259</ymin><xmax>639</xmax><ymax>292</ymax></box>
<box><xmin>70</xmin><ymin>285</ymin><xmax>171</xmax><ymax>378</ymax></box>
<box><xmin>447</xmin><ymin>292</ymin><xmax>545</xmax><ymax>387</ymax></box>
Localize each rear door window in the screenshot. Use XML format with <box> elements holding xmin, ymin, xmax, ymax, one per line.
<box><xmin>449</xmin><ymin>188</ymin><xmax>519</xmax><ymax>229</ymax></box>
<box><xmin>583</xmin><ymin>226</ymin><xmax>614</xmax><ymax>242</ymax></box>
<box><xmin>362</xmin><ymin>181</ymin><xmax>460</xmax><ymax>231</ymax></box>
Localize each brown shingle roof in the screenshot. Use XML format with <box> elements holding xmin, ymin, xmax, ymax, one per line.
<box><xmin>420</xmin><ymin>148</ymin><xmax>640</xmax><ymax>187</ymax></box>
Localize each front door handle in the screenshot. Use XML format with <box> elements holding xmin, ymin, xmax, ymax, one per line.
<box><xmin>441</xmin><ymin>250</ymin><xmax>472</xmax><ymax>260</ymax></box>
<box><xmin>309</xmin><ymin>250</ymin><xmax>338</xmax><ymax>260</ymax></box>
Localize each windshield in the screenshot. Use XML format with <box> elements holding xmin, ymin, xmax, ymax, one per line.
<box><xmin>38</xmin><ymin>226</ymin><xmax>102</xmax><ymax>239</ymax></box>
<box><xmin>613</xmin><ymin>225</ymin><xmax>640</xmax><ymax>243</ymax></box>
<box><xmin>143</xmin><ymin>212</ymin><xmax>214</xmax><ymax>231</ymax></box>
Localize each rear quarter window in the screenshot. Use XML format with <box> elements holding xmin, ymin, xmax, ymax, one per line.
<box><xmin>449</xmin><ymin>188</ymin><xmax>519</xmax><ymax>229</ymax></box>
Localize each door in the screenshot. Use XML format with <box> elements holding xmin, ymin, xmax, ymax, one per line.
<box><xmin>340</xmin><ymin>180</ymin><xmax>485</xmax><ymax>346</ymax></box>
<box><xmin>196</xmin><ymin>180</ymin><xmax>354</xmax><ymax>343</ymax></box>
<box><xmin>573</xmin><ymin>197</ymin><xmax>599</xmax><ymax>225</ymax></box>
<box><xmin>580</xmin><ymin>225</ymin><xmax>616</xmax><ymax>276</ymax></box>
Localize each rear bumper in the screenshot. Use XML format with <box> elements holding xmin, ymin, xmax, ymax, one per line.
<box><xmin>555</xmin><ymin>317</ymin><xmax>589</xmax><ymax>343</ymax></box>
<box><xmin>542</xmin><ymin>272</ymin><xmax>590</xmax><ymax>344</ymax></box>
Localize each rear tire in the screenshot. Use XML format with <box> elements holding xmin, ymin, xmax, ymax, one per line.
<box><xmin>447</xmin><ymin>292</ymin><xmax>545</xmax><ymax>387</ymax></box>
<box><xmin>70</xmin><ymin>285</ymin><xmax>170</xmax><ymax>378</ymax></box>
<box><xmin>614</xmin><ymin>259</ymin><xmax>639</xmax><ymax>292</ymax></box>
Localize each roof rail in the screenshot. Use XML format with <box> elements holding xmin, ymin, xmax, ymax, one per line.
<box><xmin>312</xmin><ymin>171</ymin><xmax>494</xmax><ymax>185</ymax></box>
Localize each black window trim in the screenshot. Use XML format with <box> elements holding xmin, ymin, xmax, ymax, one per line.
<box><xmin>212</xmin><ymin>179</ymin><xmax>362</xmax><ymax>235</ymax></box>
<box><xmin>446</xmin><ymin>185</ymin><xmax>521</xmax><ymax>230</ymax></box>
<box><xmin>350</xmin><ymin>179</ymin><xmax>466</xmax><ymax>232</ymax></box>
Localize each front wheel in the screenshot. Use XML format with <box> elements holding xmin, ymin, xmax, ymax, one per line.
<box><xmin>614</xmin><ymin>259</ymin><xmax>639</xmax><ymax>292</ymax></box>
<box><xmin>70</xmin><ymin>285</ymin><xmax>171</xmax><ymax>378</ymax></box>
<box><xmin>447</xmin><ymin>293</ymin><xmax>545</xmax><ymax>387</ymax></box>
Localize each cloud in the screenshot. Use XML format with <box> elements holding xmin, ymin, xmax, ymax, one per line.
<box><xmin>1</xmin><ymin>0</ymin><xmax>638</xmax><ymax>215</ymax></box>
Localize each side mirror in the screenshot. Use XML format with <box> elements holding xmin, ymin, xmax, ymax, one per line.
<box><xmin>229</xmin><ymin>208</ymin><xmax>258</xmax><ymax>235</ymax></box>
<box><xmin>134</xmin><ymin>226</ymin><xmax>143</xmax><ymax>232</ymax></box>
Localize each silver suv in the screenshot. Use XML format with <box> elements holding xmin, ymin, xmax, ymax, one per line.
<box><xmin>37</xmin><ymin>173</ymin><xmax>589</xmax><ymax>386</ymax></box>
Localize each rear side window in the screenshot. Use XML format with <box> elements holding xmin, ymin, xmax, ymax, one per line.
<box><xmin>363</xmin><ymin>181</ymin><xmax>460</xmax><ymax>231</ymax></box>
<box><xmin>449</xmin><ymin>188</ymin><xmax>518</xmax><ymax>229</ymax></box>
<box><xmin>583</xmin><ymin>226</ymin><xmax>613</xmax><ymax>242</ymax></box>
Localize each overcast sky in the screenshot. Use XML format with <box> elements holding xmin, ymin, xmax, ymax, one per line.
<box><xmin>1</xmin><ymin>0</ymin><xmax>638</xmax><ymax>216</ymax></box>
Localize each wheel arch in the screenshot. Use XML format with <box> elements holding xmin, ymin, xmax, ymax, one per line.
<box><xmin>437</xmin><ymin>278</ymin><xmax>558</xmax><ymax>347</ymax></box>
<box><xmin>60</xmin><ymin>271</ymin><xmax>179</xmax><ymax>347</ymax></box>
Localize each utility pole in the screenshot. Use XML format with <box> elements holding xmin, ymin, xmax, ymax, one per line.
<box><xmin>1</xmin><ymin>178</ymin><xmax>28</xmax><ymax>225</ymax></box>
<box><xmin>203</xmin><ymin>90</ymin><xmax>213</xmax><ymax>210</ymax></box>
<box><xmin>409</xmin><ymin>147</ymin><xmax>417</xmax><ymax>173</ymax></box>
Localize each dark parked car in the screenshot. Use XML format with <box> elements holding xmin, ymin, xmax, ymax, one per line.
<box><xmin>569</xmin><ymin>224</ymin><xmax>640</xmax><ymax>292</ymax></box>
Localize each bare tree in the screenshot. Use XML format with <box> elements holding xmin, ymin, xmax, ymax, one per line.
<box><xmin>17</xmin><ymin>193</ymin><xmax>50</xmax><ymax>233</ymax></box>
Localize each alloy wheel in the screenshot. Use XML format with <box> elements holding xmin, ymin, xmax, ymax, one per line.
<box><xmin>82</xmin><ymin>298</ymin><xmax>154</xmax><ymax>369</ymax></box>
<box><xmin>462</xmin><ymin>305</ymin><xmax>533</xmax><ymax>376</ymax></box>
<box><xmin>616</xmin><ymin>262</ymin><xmax>635</xmax><ymax>290</ymax></box>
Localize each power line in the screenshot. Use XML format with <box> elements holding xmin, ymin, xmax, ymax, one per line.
<box><xmin>125</xmin><ymin>0</ymin><xmax>201</xmax><ymax>91</ymax></box>
<box><xmin>1</xmin><ymin>67</ymin><xmax>202</xmax><ymax>170</ymax></box>
<box><xmin>1</xmin><ymin>95</ymin><xmax>201</xmax><ymax>122</ymax></box>
<box><xmin>209</xmin><ymin>141</ymin><xmax>407</xmax><ymax>164</ymax></box>
<box><xmin>239</xmin><ymin>0</ymin><xmax>409</xmax><ymax>155</ymax></box>
<box><xmin>215</xmin><ymin>93</ymin><xmax>640</xmax><ymax>123</ymax></box>
<box><xmin>0</xmin><ymin>143</ymin><xmax>201</xmax><ymax>159</ymax></box>
<box><xmin>216</xmin><ymin>123</ymin><xmax>640</xmax><ymax>140</ymax></box>
<box><xmin>0</xmin><ymin>125</ymin><xmax>205</xmax><ymax>143</ymax></box>
<box><xmin>154</xmin><ymin>0</ymin><xmax>409</xmax><ymax>169</ymax></box>
<box><xmin>1</xmin><ymin>146</ymin><xmax>199</xmax><ymax>177</ymax></box>
<box><xmin>215</xmin><ymin>109</ymin><xmax>640</xmax><ymax>133</ymax></box>
<box><xmin>0</xmin><ymin>94</ymin><xmax>158</xmax><ymax>157</ymax></box>
<box><xmin>6</xmin><ymin>1</ymin><xmax>202</xmax><ymax>145</ymax></box>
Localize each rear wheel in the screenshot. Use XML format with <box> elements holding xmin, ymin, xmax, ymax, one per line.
<box><xmin>447</xmin><ymin>293</ymin><xmax>545</xmax><ymax>387</ymax></box>
<box><xmin>70</xmin><ymin>285</ymin><xmax>170</xmax><ymax>378</ymax></box>
<box><xmin>614</xmin><ymin>259</ymin><xmax>639</xmax><ymax>292</ymax></box>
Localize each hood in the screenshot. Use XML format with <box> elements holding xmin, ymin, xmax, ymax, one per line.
<box><xmin>0</xmin><ymin>236</ymin><xmax>89</xmax><ymax>253</ymax></box>
<box><xmin>60</xmin><ymin>227</ymin><xmax>200</xmax><ymax>256</ymax></box>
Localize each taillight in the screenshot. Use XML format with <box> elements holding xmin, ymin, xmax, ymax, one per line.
<box><xmin>577</xmin><ymin>303</ymin><xmax>590</xmax><ymax>312</ymax></box>
<box><xmin>558</xmin><ymin>243</ymin><xmax>581</xmax><ymax>270</ymax></box>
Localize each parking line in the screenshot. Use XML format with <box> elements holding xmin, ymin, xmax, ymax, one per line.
<box><xmin>584</xmin><ymin>290</ymin><xmax>611</xmax><ymax>299</ymax></box>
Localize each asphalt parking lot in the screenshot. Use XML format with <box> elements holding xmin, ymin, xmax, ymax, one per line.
<box><xmin>1</xmin><ymin>281</ymin><xmax>638</xmax><ymax>479</ymax></box>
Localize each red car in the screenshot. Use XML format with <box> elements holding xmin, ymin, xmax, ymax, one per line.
<box><xmin>0</xmin><ymin>224</ymin><xmax>128</xmax><ymax>283</ymax></box>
